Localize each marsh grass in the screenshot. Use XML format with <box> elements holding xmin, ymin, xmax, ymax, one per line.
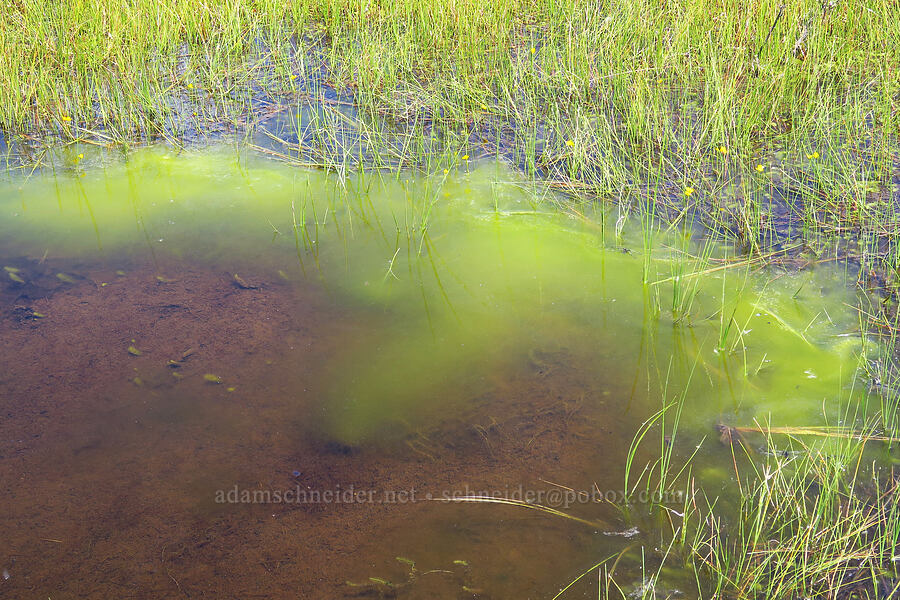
<box><xmin>683</xmin><ymin>431</ymin><xmax>900</xmax><ymax>599</ymax></box>
<box><xmin>601</xmin><ymin>414</ymin><xmax>900</xmax><ymax>600</ymax></box>
<box><xmin>605</xmin><ymin>317</ymin><xmax>900</xmax><ymax>600</ymax></box>
<box><xmin>613</xmin><ymin>374</ymin><xmax>900</xmax><ymax>600</ymax></box>
<box><xmin>2</xmin><ymin>1</ymin><xmax>898</xmax><ymax>278</ymax></box>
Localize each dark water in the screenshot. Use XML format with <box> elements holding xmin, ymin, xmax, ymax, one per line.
<box><xmin>0</xmin><ymin>147</ymin><xmax>870</xmax><ymax>598</ymax></box>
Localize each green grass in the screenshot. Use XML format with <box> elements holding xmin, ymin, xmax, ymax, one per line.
<box><xmin>684</xmin><ymin>431</ymin><xmax>900</xmax><ymax>599</ymax></box>
<box><xmin>614</xmin><ymin>357</ymin><xmax>900</xmax><ymax>600</ymax></box>
<box><xmin>3</xmin><ymin>0</ymin><xmax>897</xmax><ymax>281</ymax></box>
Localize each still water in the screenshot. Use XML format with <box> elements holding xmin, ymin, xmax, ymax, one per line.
<box><xmin>0</xmin><ymin>147</ymin><xmax>869</xmax><ymax>598</ymax></box>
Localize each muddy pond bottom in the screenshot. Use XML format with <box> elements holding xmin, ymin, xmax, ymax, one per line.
<box><xmin>0</xmin><ymin>148</ymin><xmax>868</xmax><ymax>598</ymax></box>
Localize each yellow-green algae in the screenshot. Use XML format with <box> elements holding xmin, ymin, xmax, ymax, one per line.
<box><xmin>0</xmin><ymin>147</ymin><xmax>868</xmax><ymax>451</ymax></box>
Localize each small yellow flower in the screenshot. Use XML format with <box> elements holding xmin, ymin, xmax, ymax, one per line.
<box><xmin>755</xmin><ymin>164</ymin><xmax>764</xmax><ymax>172</ymax></box>
<box><xmin>530</xmin><ymin>47</ymin><xmax>536</xmax><ymax>54</ymax></box>
<box><xmin>290</xmin><ymin>74</ymin><xmax>297</xmax><ymax>80</ymax></box>
<box><xmin>480</xmin><ymin>104</ymin><xmax>488</xmax><ymax>110</ymax></box>
<box><xmin>684</xmin><ymin>187</ymin><xmax>694</xmax><ymax>197</ymax></box>
<box><xmin>566</xmin><ymin>140</ymin><xmax>575</xmax><ymax>147</ymax></box>
<box><xmin>443</xmin><ymin>168</ymin><xmax>449</xmax><ymax>175</ymax></box>
<box><xmin>718</xmin><ymin>145</ymin><xmax>728</xmax><ymax>155</ymax></box>
<box><xmin>806</xmin><ymin>151</ymin><xmax>819</xmax><ymax>159</ymax></box>
<box><xmin>61</xmin><ymin>115</ymin><xmax>72</xmax><ymax>122</ymax></box>
<box><xmin>77</xmin><ymin>153</ymin><xmax>84</xmax><ymax>159</ymax></box>
<box><xmin>187</xmin><ymin>83</ymin><xmax>194</xmax><ymax>90</ymax></box>
<box><xmin>462</xmin><ymin>154</ymin><xmax>469</xmax><ymax>160</ymax></box>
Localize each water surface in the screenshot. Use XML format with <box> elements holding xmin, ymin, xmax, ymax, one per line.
<box><xmin>0</xmin><ymin>147</ymin><xmax>870</xmax><ymax>598</ymax></box>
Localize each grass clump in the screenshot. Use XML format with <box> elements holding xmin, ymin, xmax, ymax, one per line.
<box><xmin>590</xmin><ymin>423</ymin><xmax>898</xmax><ymax>599</ymax></box>
<box><xmin>612</xmin><ymin>397</ymin><xmax>900</xmax><ymax>600</ymax></box>
<box><xmin>685</xmin><ymin>433</ymin><xmax>900</xmax><ymax>599</ymax></box>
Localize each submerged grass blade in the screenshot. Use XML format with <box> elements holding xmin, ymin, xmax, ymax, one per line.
<box><xmin>436</xmin><ymin>495</ymin><xmax>602</xmax><ymax>528</ymax></box>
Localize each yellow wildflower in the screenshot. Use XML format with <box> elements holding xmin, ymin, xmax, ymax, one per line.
<box><xmin>187</xmin><ymin>83</ymin><xmax>194</xmax><ymax>90</ymax></box>
<box><xmin>684</xmin><ymin>187</ymin><xmax>694</xmax><ymax>197</ymax></box>
<box><xmin>531</xmin><ymin>47</ymin><xmax>536</xmax><ymax>54</ymax></box>
<box><xmin>462</xmin><ymin>154</ymin><xmax>469</xmax><ymax>160</ymax></box>
<box><xmin>443</xmin><ymin>169</ymin><xmax>449</xmax><ymax>175</ymax></box>
<box><xmin>61</xmin><ymin>115</ymin><xmax>72</xmax><ymax>122</ymax></box>
<box><xmin>755</xmin><ymin>164</ymin><xmax>764</xmax><ymax>172</ymax></box>
<box><xmin>806</xmin><ymin>151</ymin><xmax>819</xmax><ymax>159</ymax></box>
<box><xmin>566</xmin><ymin>140</ymin><xmax>575</xmax><ymax>147</ymax></box>
<box><xmin>718</xmin><ymin>145</ymin><xmax>728</xmax><ymax>155</ymax></box>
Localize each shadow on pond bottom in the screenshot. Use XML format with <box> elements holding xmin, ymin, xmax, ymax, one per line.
<box><xmin>0</xmin><ymin>147</ymin><xmax>866</xmax><ymax>598</ymax></box>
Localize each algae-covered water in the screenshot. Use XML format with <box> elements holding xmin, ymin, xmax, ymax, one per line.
<box><xmin>0</xmin><ymin>147</ymin><xmax>873</xmax><ymax>598</ymax></box>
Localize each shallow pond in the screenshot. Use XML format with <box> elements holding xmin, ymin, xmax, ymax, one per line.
<box><xmin>0</xmin><ymin>147</ymin><xmax>874</xmax><ymax>598</ymax></box>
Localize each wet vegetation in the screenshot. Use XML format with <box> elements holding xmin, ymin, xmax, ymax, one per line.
<box><xmin>1</xmin><ymin>0</ymin><xmax>900</xmax><ymax>598</ymax></box>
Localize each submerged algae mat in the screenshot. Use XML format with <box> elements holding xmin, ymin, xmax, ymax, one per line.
<box><xmin>0</xmin><ymin>148</ymin><xmax>870</xmax><ymax>598</ymax></box>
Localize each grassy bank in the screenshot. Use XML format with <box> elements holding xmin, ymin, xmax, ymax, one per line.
<box><xmin>3</xmin><ymin>0</ymin><xmax>898</xmax><ymax>137</ymax></box>
<box><xmin>3</xmin><ymin>1</ymin><xmax>898</xmax><ymax>276</ymax></box>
